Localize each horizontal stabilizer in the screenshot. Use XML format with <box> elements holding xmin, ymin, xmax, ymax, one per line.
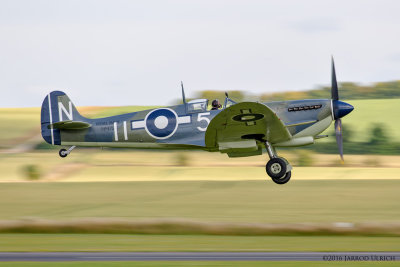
<box><xmin>48</xmin><ymin>120</ymin><xmax>91</xmax><ymax>130</ymax></box>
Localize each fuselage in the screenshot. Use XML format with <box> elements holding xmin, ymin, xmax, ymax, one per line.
<box><xmin>58</xmin><ymin>99</ymin><xmax>335</xmax><ymax>150</ymax></box>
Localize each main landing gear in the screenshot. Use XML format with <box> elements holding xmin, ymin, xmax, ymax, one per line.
<box><xmin>59</xmin><ymin>146</ymin><xmax>76</xmax><ymax>158</ymax></box>
<box><xmin>265</xmin><ymin>141</ymin><xmax>292</xmax><ymax>184</ymax></box>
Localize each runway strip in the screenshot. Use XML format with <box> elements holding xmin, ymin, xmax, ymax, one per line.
<box><xmin>0</xmin><ymin>252</ymin><xmax>399</xmax><ymax>261</ymax></box>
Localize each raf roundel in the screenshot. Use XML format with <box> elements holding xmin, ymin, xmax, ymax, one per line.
<box><xmin>145</xmin><ymin>108</ymin><xmax>178</xmax><ymax>139</ymax></box>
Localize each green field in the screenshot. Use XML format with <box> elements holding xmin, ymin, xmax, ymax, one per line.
<box><xmin>1</xmin><ymin>151</ymin><xmax>399</xmax><ymax>182</ymax></box>
<box><xmin>0</xmin><ymin>162</ymin><xmax>400</xmax><ymax>253</ymax></box>
<box><xmin>1</xmin><ymin>234</ymin><xmax>400</xmax><ymax>252</ymax></box>
<box><xmin>0</xmin><ymin>108</ymin><xmax>40</xmax><ymax>147</ymax></box>
<box><xmin>0</xmin><ymin>180</ymin><xmax>399</xmax><ymax>223</ymax></box>
<box><xmin>1</xmin><ymin>168</ymin><xmax>399</xmax><ymax>253</ymax></box>
<box><xmin>337</xmin><ymin>99</ymin><xmax>400</xmax><ymax>142</ymax></box>
<box><xmin>0</xmin><ymin>262</ymin><xmax>398</xmax><ymax>267</ymax></box>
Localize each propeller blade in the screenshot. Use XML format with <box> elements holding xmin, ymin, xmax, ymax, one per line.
<box><xmin>331</xmin><ymin>57</ymin><xmax>339</xmax><ymax>100</ymax></box>
<box><xmin>335</xmin><ymin>118</ymin><xmax>344</xmax><ymax>162</ymax></box>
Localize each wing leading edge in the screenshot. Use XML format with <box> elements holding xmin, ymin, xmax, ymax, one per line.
<box><xmin>205</xmin><ymin>102</ymin><xmax>291</xmax><ymax>157</ymax></box>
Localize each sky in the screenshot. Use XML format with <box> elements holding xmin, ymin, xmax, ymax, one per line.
<box><xmin>1</xmin><ymin>0</ymin><xmax>400</xmax><ymax>107</ymax></box>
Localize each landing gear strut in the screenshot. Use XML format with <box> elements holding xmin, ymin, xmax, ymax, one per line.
<box><xmin>264</xmin><ymin>141</ymin><xmax>292</xmax><ymax>184</ymax></box>
<box><xmin>59</xmin><ymin>146</ymin><xmax>76</xmax><ymax>158</ymax></box>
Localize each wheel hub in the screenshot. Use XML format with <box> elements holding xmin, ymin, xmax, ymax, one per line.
<box><xmin>270</xmin><ymin>163</ymin><xmax>282</xmax><ymax>174</ymax></box>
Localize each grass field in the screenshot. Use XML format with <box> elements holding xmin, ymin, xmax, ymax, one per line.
<box><xmin>0</xmin><ymin>160</ymin><xmax>400</xmax><ymax>253</ymax></box>
<box><xmin>0</xmin><ymin>180</ymin><xmax>399</xmax><ymax>223</ymax></box>
<box><xmin>1</xmin><ymin>234</ymin><xmax>400</xmax><ymax>252</ymax></box>
<box><xmin>1</xmin><ymin>151</ymin><xmax>400</xmax><ymax>182</ymax></box>
<box><xmin>0</xmin><ymin>262</ymin><xmax>399</xmax><ymax>267</ymax></box>
<box><xmin>337</xmin><ymin>99</ymin><xmax>400</xmax><ymax>142</ymax></box>
<box><xmin>0</xmin><ymin>108</ymin><xmax>39</xmax><ymax>147</ymax></box>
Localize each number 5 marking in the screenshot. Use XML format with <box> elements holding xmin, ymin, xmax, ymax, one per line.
<box><xmin>197</xmin><ymin>112</ymin><xmax>210</xmax><ymax>131</ymax></box>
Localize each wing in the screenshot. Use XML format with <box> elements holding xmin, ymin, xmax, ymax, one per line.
<box><xmin>205</xmin><ymin>102</ymin><xmax>291</xmax><ymax>157</ymax></box>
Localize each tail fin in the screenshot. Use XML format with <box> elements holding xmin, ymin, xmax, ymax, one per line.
<box><xmin>40</xmin><ymin>91</ymin><xmax>85</xmax><ymax>145</ymax></box>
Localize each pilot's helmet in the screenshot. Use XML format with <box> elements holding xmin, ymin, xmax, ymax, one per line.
<box><xmin>212</xmin><ymin>99</ymin><xmax>221</xmax><ymax>109</ymax></box>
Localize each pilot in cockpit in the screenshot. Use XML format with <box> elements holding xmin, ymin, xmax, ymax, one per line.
<box><xmin>211</xmin><ymin>99</ymin><xmax>222</xmax><ymax>110</ymax></box>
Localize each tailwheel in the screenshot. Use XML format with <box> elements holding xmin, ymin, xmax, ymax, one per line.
<box><xmin>59</xmin><ymin>149</ymin><xmax>68</xmax><ymax>158</ymax></box>
<box><xmin>58</xmin><ymin>146</ymin><xmax>76</xmax><ymax>158</ymax></box>
<box><xmin>271</xmin><ymin>171</ymin><xmax>291</xmax><ymax>184</ymax></box>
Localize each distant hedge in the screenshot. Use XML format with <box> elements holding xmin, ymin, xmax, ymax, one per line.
<box><xmin>196</xmin><ymin>80</ymin><xmax>400</xmax><ymax>102</ymax></box>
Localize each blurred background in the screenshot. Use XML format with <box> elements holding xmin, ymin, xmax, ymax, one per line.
<box><xmin>0</xmin><ymin>0</ymin><xmax>400</xmax><ymax>253</ymax></box>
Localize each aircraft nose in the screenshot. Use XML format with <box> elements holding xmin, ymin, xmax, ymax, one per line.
<box><xmin>333</xmin><ymin>100</ymin><xmax>354</xmax><ymax>119</ymax></box>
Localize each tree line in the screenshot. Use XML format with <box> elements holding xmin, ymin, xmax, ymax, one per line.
<box><xmin>196</xmin><ymin>80</ymin><xmax>400</xmax><ymax>102</ymax></box>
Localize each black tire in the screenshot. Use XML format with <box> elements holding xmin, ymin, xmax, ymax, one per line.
<box><xmin>59</xmin><ymin>149</ymin><xmax>68</xmax><ymax>158</ymax></box>
<box><xmin>266</xmin><ymin>158</ymin><xmax>287</xmax><ymax>178</ymax></box>
<box><xmin>271</xmin><ymin>171</ymin><xmax>291</xmax><ymax>184</ymax></box>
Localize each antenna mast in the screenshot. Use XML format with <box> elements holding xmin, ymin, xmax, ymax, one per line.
<box><xmin>181</xmin><ymin>81</ymin><xmax>186</xmax><ymax>104</ymax></box>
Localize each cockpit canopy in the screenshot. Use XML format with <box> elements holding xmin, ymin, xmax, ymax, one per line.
<box><xmin>187</xmin><ymin>99</ymin><xmax>208</xmax><ymax>113</ymax></box>
<box><xmin>185</xmin><ymin>97</ymin><xmax>237</xmax><ymax>113</ymax></box>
